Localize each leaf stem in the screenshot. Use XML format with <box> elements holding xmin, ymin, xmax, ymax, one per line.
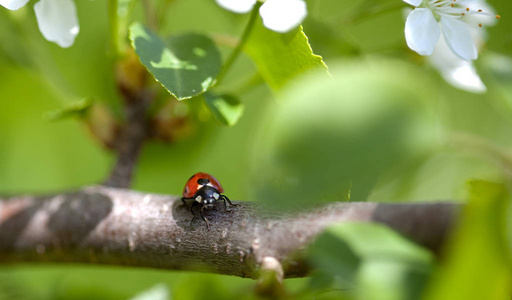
<box><xmin>215</xmin><ymin>2</ymin><xmax>262</xmax><ymax>86</ymax></box>
<box><xmin>109</xmin><ymin>0</ymin><xmax>138</xmax><ymax>56</ymax></box>
<box><xmin>108</xmin><ymin>0</ymin><xmax>120</xmax><ymax>56</ymax></box>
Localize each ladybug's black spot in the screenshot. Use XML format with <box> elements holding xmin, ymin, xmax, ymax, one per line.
<box><xmin>197</xmin><ymin>178</ymin><xmax>210</xmax><ymax>185</ymax></box>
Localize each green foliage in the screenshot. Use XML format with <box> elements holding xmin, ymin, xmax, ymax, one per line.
<box><xmin>250</xmin><ymin>58</ymin><xmax>439</xmax><ymax>205</ymax></box>
<box><xmin>423</xmin><ymin>180</ymin><xmax>512</xmax><ymax>300</ymax></box>
<box><xmin>204</xmin><ymin>93</ymin><xmax>245</xmax><ymax>126</ymax></box>
<box><xmin>1</xmin><ymin>0</ymin><xmax>512</xmax><ymax>298</ymax></box>
<box><xmin>129</xmin><ymin>23</ymin><xmax>221</xmax><ymax>100</ymax></box>
<box><xmin>0</xmin><ymin>62</ymin><xmax>110</xmax><ymax>193</ymax></box>
<box><xmin>245</xmin><ymin>20</ymin><xmax>328</xmax><ymax>91</ymax></box>
<box><xmin>307</xmin><ymin>181</ymin><xmax>512</xmax><ymax>300</ymax></box>
<box><xmin>43</xmin><ymin>98</ymin><xmax>92</xmax><ymax>121</ymax></box>
<box><xmin>308</xmin><ymin>223</ymin><xmax>433</xmax><ymax>300</ymax></box>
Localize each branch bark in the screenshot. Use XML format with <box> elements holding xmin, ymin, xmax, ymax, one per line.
<box><xmin>0</xmin><ymin>186</ymin><xmax>459</xmax><ymax>279</ymax></box>
<box><xmin>104</xmin><ymin>90</ymin><xmax>151</xmax><ymax>188</ymax></box>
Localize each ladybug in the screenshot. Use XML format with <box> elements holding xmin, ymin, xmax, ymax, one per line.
<box><xmin>181</xmin><ymin>172</ymin><xmax>237</xmax><ymax>228</ymax></box>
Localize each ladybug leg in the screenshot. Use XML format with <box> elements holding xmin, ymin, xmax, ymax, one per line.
<box><xmin>181</xmin><ymin>197</ymin><xmax>190</xmax><ymax>209</ymax></box>
<box><xmin>189</xmin><ymin>201</ymin><xmax>198</xmax><ymax>225</ymax></box>
<box><xmin>221</xmin><ymin>195</ymin><xmax>238</xmax><ymax>212</ymax></box>
<box><xmin>199</xmin><ymin>205</ymin><xmax>210</xmax><ymax>229</ymax></box>
<box><xmin>188</xmin><ymin>200</ymin><xmax>196</xmax><ymax>216</ymax></box>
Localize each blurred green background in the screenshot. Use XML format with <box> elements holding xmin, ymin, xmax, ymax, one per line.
<box><xmin>1</xmin><ymin>0</ymin><xmax>512</xmax><ymax>299</ymax></box>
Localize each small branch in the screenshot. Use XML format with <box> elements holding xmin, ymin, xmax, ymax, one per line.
<box><xmin>104</xmin><ymin>91</ymin><xmax>151</xmax><ymax>188</ymax></box>
<box><xmin>108</xmin><ymin>0</ymin><xmax>121</xmax><ymax>56</ymax></box>
<box><xmin>0</xmin><ymin>186</ymin><xmax>459</xmax><ymax>278</ymax></box>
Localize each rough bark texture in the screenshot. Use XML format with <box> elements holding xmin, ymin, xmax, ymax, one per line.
<box><xmin>0</xmin><ymin>186</ymin><xmax>460</xmax><ymax>279</ymax></box>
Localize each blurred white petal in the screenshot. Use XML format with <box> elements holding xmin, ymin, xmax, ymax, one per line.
<box><xmin>428</xmin><ymin>35</ymin><xmax>486</xmax><ymax>93</ymax></box>
<box><xmin>402</xmin><ymin>0</ymin><xmax>421</xmax><ymax>7</ymax></box>
<box><xmin>0</xmin><ymin>0</ymin><xmax>29</xmax><ymax>10</ymax></box>
<box><xmin>442</xmin><ymin>63</ymin><xmax>486</xmax><ymax>93</ymax></box>
<box><xmin>129</xmin><ymin>284</ymin><xmax>170</xmax><ymax>300</ymax></box>
<box><xmin>259</xmin><ymin>0</ymin><xmax>307</xmax><ymax>33</ymax></box>
<box><xmin>405</xmin><ymin>8</ymin><xmax>440</xmax><ymax>55</ymax></box>
<box><xmin>215</xmin><ymin>0</ymin><xmax>256</xmax><ymax>13</ymax></box>
<box><xmin>34</xmin><ymin>0</ymin><xmax>79</xmax><ymax>48</ymax></box>
<box><xmin>440</xmin><ymin>16</ymin><xmax>477</xmax><ymax>61</ymax></box>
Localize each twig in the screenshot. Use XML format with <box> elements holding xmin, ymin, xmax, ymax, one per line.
<box><xmin>0</xmin><ymin>186</ymin><xmax>459</xmax><ymax>278</ymax></box>
<box><xmin>104</xmin><ymin>91</ymin><xmax>151</xmax><ymax>188</ymax></box>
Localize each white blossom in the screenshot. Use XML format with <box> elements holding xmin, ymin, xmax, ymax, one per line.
<box><xmin>1</xmin><ymin>0</ymin><xmax>79</xmax><ymax>48</ymax></box>
<box><xmin>34</xmin><ymin>0</ymin><xmax>79</xmax><ymax>48</ymax></box>
<box><xmin>215</xmin><ymin>0</ymin><xmax>307</xmax><ymax>33</ymax></box>
<box><xmin>403</xmin><ymin>0</ymin><xmax>500</xmax><ymax>61</ymax></box>
<box><xmin>426</xmin><ymin>0</ymin><xmax>498</xmax><ymax>93</ymax></box>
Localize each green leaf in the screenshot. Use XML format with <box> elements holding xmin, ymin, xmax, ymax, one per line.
<box><xmin>423</xmin><ymin>180</ymin><xmax>511</xmax><ymax>300</ymax></box>
<box><xmin>43</xmin><ymin>98</ymin><xmax>92</xmax><ymax>121</ymax></box>
<box><xmin>204</xmin><ymin>93</ymin><xmax>244</xmax><ymax>126</ymax></box>
<box><xmin>245</xmin><ymin>20</ymin><xmax>328</xmax><ymax>91</ymax></box>
<box><xmin>129</xmin><ymin>23</ymin><xmax>221</xmax><ymax>100</ymax></box>
<box><xmin>309</xmin><ymin>223</ymin><xmax>433</xmax><ymax>300</ymax></box>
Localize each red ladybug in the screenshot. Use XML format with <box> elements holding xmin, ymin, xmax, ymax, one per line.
<box><xmin>181</xmin><ymin>172</ymin><xmax>237</xmax><ymax>228</ymax></box>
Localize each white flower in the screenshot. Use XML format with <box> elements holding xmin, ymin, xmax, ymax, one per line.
<box><xmin>216</xmin><ymin>0</ymin><xmax>307</xmax><ymax>33</ymax></box>
<box><xmin>427</xmin><ymin>0</ymin><xmax>498</xmax><ymax>93</ymax></box>
<box><xmin>1</xmin><ymin>0</ymin><xmax>79</xmax><ymax>48</ymax></box>
<box><xmin>34</xmin><ymin>0</ymin><xmax>79</xmax><ymax>48</ymax></box>
<box><xmin>403</xmin><ymin>0</ymin><xmax>499</xmax><ymax>61</ymax></box>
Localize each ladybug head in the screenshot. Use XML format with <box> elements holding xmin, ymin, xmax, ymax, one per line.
<box><xmin>200</xmin><ymin>195</ymin><xmax>215</xmax><ymax>208</ymax></box>
<box><xmin>196</xmin><ymin>185</ymin><xmax>220</xmax><ymax>209</ymax></box>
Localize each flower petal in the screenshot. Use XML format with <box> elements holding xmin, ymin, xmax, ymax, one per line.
<box><xmin>442</xmin><ymin>63</ymin><xmax>486</xmax><ymax>93</ymax></box>
<box><xmin>405</xmin><ymin>8</ymin><xmax>441</xmax><ymax>56</ymax></box>
<box><xmin>215</xmin><ymin>0</ymin><xmax>256</xmax><ymax>13</ymax></box>
<box><xmin>34</xmin><ymin>0</ymin><xmax>79</xmax><ymax>48</ymax></box>
<box><xmin>259</xmin><ymin>0</ymin><xmax>307</xmax><ymax>33</ymax></box>
<box><xmin>440</xmin><ymin>16</ymin><xmax>477</xmax><ymax>60</ymax></box>
<box><xmin>0</xmin><ymin>0</ymin><xmax>29</xmax><ymax>10</ymax></box>
<box><xmin>402</xmin><ymin>0</ymin><xmax>422</xmax><ymax>7</ymax></box>
<box><xmin>428</xmin><ymin>35</ymin><xmax>486</xmax><ymax>93</ymax></box>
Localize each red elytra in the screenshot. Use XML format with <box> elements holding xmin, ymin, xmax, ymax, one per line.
<box><xmin>182</xmin><ymin>172</ymin><xmax>224</xmax><ymax>198</ymax></box>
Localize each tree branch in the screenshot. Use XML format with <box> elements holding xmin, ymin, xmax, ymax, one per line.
<box><xmin>0</xmin><ymin>186</ymin><xmax>459</xmax><ymax>279</ymax></box>
<box><xmin>104</xmin><ymin>90</ymin><xmax>151</xmax><ymax>188</ymax></box>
